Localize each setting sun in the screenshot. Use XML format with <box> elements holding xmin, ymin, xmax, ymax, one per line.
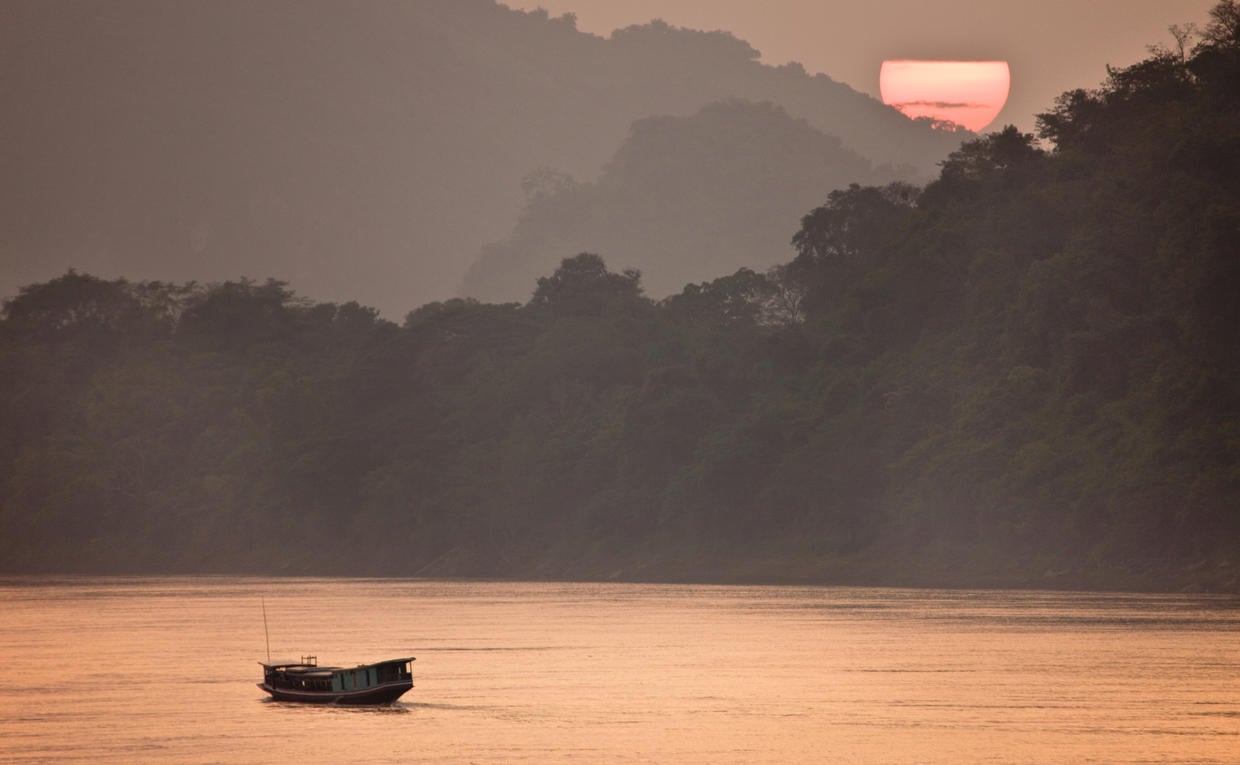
<box><xmin>880</xmin><ymin>60</ymin><xmax>1011</xmax><ymax>132</ymax></box>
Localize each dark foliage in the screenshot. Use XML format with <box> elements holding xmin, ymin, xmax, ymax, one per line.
<box><xmin>1</xmin><ymin>5</ymin><xmax>1237</xmax><ymax>589</ymax></box>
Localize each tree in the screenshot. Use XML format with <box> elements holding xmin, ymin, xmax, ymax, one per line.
<box><xmin>787</xmin><ymin>182</ymin><xmax>920</xmax><ymax>322</ymax></box>
<box><xmin>663</xmin><ymin>268</ymin><xmax>771</xmax><ymax>327</ymax></box>
<box><xmin>2</xmin><ymin>271</ymin><xmax>145</xmax><ymax>341</ymax></box>
<box><xmin>1201</xmin><ymin>0</ymin><xmax>1240</xmax><ymax>48</ymax></box>
<box><xmin>791</xmin><ymin>183</ymin><xmax>918</xmax><ymax>264</ymax></box>
<box><xmin>177</xmin><ymin>279</ymin><xmax>301</xmax><ymax>350</ymax></box>
<box><xmin>529</xmin><ymin>253</ymin><xmax>646</xmax><ymax>317</ymax></box>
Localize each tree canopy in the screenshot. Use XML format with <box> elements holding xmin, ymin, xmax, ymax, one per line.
<box><xmin>1</xmin><ymin>3</ymin><xmax>1237</xmax><ymax>590</ymax></box>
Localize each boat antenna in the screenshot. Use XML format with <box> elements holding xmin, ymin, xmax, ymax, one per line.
<box><xmin>262</xmin><ymin>596</ymin><xmax>271</xmax><ymax>663</ymax></box>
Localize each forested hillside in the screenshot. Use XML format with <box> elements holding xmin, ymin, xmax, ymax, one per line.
<box><xmin>2</xmin><ymin>4</ymin><xmax>1237</xmax><ymax>590</ymax></box>
<box><xmin>461</xmin><ymin>100</ymin><xmax>891</xmax><ymax>301</ymax></box>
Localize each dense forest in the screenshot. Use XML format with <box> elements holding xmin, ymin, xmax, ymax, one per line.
<box><xmin>2</xmin><ymin>4</ymin><xmax>1238</xmax><ymax>591</ymax></box>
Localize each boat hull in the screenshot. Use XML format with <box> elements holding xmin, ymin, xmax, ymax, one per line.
<box><xmin>258</xmin><ymin>679</ymin><xmax>413</xmax><ymax>705</ymax></box>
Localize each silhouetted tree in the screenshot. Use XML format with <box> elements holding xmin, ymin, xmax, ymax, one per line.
<box><xmin>529</xmin><ymin>253</ymin><xmax>645</xmax><ymax>317</ymax></box>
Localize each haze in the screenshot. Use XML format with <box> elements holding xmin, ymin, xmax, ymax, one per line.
<box><xmin>2</xmin><ymin>0</ymin><xmax>1213</xmax><ymax>314</ymax></box>
<box><xmin>0</xmin><ymin>0</ymin><xmax>960</xmax><ymax>314</ymax></box>
<box><xmin>503</xmin><ymin>0</ymin><xmax>1216</xmax><ymax>131</ymax></box>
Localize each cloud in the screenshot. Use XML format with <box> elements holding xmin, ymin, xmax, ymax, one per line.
<box><xmin>893</xmin><ymin>100</ymin><xmax>984</xmax><ymax>109</ymax></box>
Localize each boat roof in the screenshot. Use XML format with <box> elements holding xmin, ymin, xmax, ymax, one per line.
<box><xmin>260</xmin><ymin>657</ymin><xmax>415</xmax><ymax>670</ymax></box>
<box><xmin>285</xmin><ymin>667</ymin><xmax>338</xmax><ymax>678</ymax></box>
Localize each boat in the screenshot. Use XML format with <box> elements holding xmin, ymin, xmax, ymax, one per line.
<box><xmin>258</xmin><ymin>655</ymin><xmax>415</xmax><ymax>704</ymax></box>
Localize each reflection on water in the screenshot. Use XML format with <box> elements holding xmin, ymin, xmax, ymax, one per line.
<box><xmin>0</xmin><ymin>578</ymin><xmax>1237</xmax><ymax>764</ymax></box>
<box><xmin>260</xmin><ymin>698</ymin><xmax>414</xmax><ymax>715</ymax></box>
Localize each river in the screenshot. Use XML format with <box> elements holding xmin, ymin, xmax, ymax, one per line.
<box><xmin>0</xmin><ymin>578</ymin><xmax>1236</xmax><ymax>763</ymax></box>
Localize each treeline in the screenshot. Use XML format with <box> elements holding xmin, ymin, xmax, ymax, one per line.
<box><xmin>2</xmin><ymin>4</ymin><xmax>1238</xmax><ymax>589</ymax></box>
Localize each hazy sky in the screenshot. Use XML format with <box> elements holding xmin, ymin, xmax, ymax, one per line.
<box><xmin>502</xmin><ymin>0</ymin><xmax>1215</xmax><ymax>132</ymax></box>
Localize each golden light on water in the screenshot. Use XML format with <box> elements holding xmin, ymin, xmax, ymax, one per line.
<box><xmin>879</xmin><ymin>60</ymin><xmax>1011</xmax><ymax>132</ymax></box>
<box><xmin>4</xmin><ymin>580</ymin><xmax>1239</xmax><ymax>763</ymax></box>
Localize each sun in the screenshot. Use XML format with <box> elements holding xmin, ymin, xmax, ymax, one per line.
<box><xmin>879</xmin><ymin>60</ymin><xmax>1011</xmax><ymax>133</ymax></box>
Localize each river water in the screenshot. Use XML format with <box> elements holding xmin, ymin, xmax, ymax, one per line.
<box><xmin>0</xmin><ymin>578</ymin><xmax>1236</xmax><ymax>764</ymax></box>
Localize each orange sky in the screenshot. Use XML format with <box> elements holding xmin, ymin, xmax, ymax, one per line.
<box><xmin>502</xmin><ymin>0</ymin><xmax>1214</xmax><ymax>132</ymax></box>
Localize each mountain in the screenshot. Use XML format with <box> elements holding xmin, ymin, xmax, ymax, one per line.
<box><xmin>0</xmin><ymin>0</ymin><xmax>963</xmax><ymax>317</ymax></box>
<box><xmin>461</xmin><ymin>100</ymin><xmax>891</xmax><ymax>302</ymax></box>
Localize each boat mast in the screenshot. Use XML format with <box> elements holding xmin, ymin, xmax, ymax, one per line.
<box><xmin>262</xmin><ymin>596</ymin><xmax>271</xmax><ymax>663</ymax></box>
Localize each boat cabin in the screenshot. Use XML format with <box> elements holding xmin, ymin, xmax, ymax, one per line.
<box><xmin>259</xmin><ymin>655</ymin><xmax>415</xmax><ymax>704</ymax></box>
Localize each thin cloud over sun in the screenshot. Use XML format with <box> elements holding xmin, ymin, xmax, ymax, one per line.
<box><xmin>879</xmin><ymin>60</ymin><xmax>1011</xmax><ymax>132</ymax></box>
<box><xmin>893</xmin><ymin>100</ymin><xmax>987</xmax><ymax>109</ymax></box>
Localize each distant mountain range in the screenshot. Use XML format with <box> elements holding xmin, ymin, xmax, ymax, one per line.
<box><xmin>1</xmin><ymin>0</ymin><xmax>964</xmax><ymax>316</ymax></box>
<box><xmin>462</xmin><ymin>100</ymin><xmax>895</xmax><ymax>302</ymax></box>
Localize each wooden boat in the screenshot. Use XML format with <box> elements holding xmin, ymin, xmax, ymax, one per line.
<box><xmin>258</xmin><ymin>655</ymin><xmax>415</xmax><ymax>704</ymax></box>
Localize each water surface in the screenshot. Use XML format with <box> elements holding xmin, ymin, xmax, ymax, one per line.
<box><xmin>0</xmin><ymin>578</ymin><xmax>1236</xmax><ymax>763</ymax></box>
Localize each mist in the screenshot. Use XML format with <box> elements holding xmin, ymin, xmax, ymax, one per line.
<box><xmin>1</xmin><ymin>0</ymin><xmax>958</xmax><ymax>317</ymax></box>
